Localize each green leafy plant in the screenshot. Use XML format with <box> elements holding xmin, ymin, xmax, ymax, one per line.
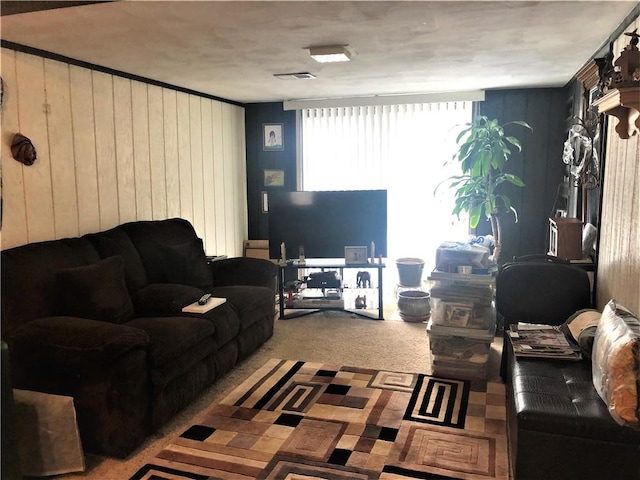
<box><xmin>440</xmin><ymin>115</ymin><xmax>532</xmax><ymax>263</ymax></box>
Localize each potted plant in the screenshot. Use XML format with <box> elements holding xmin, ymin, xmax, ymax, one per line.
<box><xmin>439</xmin><ymin>115</ymin><xmax>532</xmax><ymax>264</ymax></box>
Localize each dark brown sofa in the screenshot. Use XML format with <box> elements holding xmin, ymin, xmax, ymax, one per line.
<box><xmin>1</xmin><ymin>218</ymin><xmax>277</xmax><ymax>458</ymax></box>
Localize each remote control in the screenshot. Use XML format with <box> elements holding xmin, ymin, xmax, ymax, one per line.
<box><xmin>198</xmin><ymin>294</ymin><xmax>212</xmax><ymax>305</ymax></box>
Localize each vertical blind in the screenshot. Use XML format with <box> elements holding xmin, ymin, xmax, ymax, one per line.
<box><xmin>300</xmin><ymin>102</ymin><xmax>472</xmax><ymax>275</ymax></box>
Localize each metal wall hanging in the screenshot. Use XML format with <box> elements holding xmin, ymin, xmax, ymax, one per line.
<box><xmin>562</xmin><ymin>114</ymin><xmax>600</xmax><ymax>190</ymax></box>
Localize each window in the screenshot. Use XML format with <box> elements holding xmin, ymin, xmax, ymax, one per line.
<box><xmin>300</xmin><ymin>102</ymin><xmax>472</xmax><ymax>277</ymax></box>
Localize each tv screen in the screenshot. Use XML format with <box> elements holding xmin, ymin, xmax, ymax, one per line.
<box><xmin>268</xmin><ymin>190</ymin><xmax>387</xmax><ymax>260</ymax></box>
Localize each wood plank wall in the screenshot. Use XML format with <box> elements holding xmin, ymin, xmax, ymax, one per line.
<box><xmin>596</xmin><ymin>18</ymin><xmax>640</xmax><ymax>314</ymax></box>
<box><xmin>478</xmin><ymin>89</ymin><xmax>567</xmax><ymax>264</ymax></box>
<box><xmin>0</xmin><ymin>48</ymin><xmax>247</xmax><ymax>256</ymax></box>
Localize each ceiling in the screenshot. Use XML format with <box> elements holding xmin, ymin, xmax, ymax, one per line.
<box><xmin>1</xmin><ymin>1</ymin><xmax>638</xmax><ymax>104</ymax></box>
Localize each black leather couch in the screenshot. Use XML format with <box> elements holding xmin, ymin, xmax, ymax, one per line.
<box><xmin>1</xmin><ymin>218</ymin><xmax>277</xmax><ymax>458</ymax></box>
<box><xmin>497</xmin><ymin>258</ymin><xmax>640</xmax><ymax>480</ymax></box>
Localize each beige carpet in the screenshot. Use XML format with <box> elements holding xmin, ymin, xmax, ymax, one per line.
<box><xmin>50</xmin><ymin>309</ymin><xmax>504</xmax><ymax>480</ymax></box>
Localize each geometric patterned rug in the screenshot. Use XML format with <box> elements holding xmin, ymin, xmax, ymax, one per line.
<box><xmin>131</xmin><ymin>358</ymin><xmax>508</xmax><ymax>480</ymax></box>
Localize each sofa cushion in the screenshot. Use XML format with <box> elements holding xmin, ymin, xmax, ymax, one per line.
<box><xmin>121</xmin><ymin>218</ymin><xmax>214</xmax><ymax>290</ymax></box>
<box><xmin>8</xmin><ymin>316</ymin><xmax>149</xmax><ymax>368</ymax></box>
<box><xmin>189</xmin><ymin>301</ymin><xmax>241</xmax><ymax>348</ymax></box>
<box><xmin>560</xmin><ymin>309</ymin><xmax>601</xmax><ymax>358</ymax></box>
<box><xmin>149</xmin><ymin>337</ymin><xmax>215</xmax><ymax>387</ymax></box>
<box><xmin>83</xmin><ymin>226</ymin><xmax>149</xmax><ymax>292</ymax></box>
<box><xmin>125</xmin><ymin>316</ymin><xmax>215</xmax><ymax>368</ymax></box>
<box><xmin>210</xmin><ymin>285</ymin><xmax>275</xmax><ymax>330</ymax></box>
<box><xmin>154</xmin><ymin>238</ymin><xmax>213</xmax><ymax>290</ymax></box>
<box><xmin>511</xmin><ymin>357</ymin><xmax>640</xmax><ymax>444</ymax></box>
<box><xmin>1</xmin><ymin>237</ymin><xmax>101</xmax><ymax>337</ymax></box>
<box><xmin>132</xmin><ymin>284</ymin><xmax>204</xmax><ymax>316</ymax></box>
<box><xmin>56</xmin><ymin>256</ymin><xmax>135</xmax><ymax>324</ymax></box>
<box><xmin>592</xmin><ymin>300</ymin><xmax>640</xmax><ymax>428</ymax></box>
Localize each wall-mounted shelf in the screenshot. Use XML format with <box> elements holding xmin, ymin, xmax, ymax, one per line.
<box><xmin>593</xmin><ymin>86</ymin><xmax>640</xmax><ymax>139</ymax></box>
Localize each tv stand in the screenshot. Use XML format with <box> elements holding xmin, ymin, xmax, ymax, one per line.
<box><xmin>277</xmin><ymin>259</ymin><xmax>386</xmax><ymax>320</ymax></box>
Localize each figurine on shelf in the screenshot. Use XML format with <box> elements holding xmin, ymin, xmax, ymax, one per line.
<box><xmin>279</xmin><ymin>242</ymin><xmax>286</xmax><ymax>266</ymax></box>
<box><xmin>624</xmin><ymin>28</ymin><xmax>638</xmax><ymax>48</ymax></box>
<box><xmin>356</xmin><ymin>271</ymin><xmax>371</xmax><ymax>288</ymax></box>
<box><xmin>286</xmin><ymin>289</ymin><xmax>294</xmax><ymax>307</ymax></box>
<box><xmin>355</xmin><ymin>295</ymin><xmax>367</xmax><ymax>309</ymax></box>
<box><xmin>613</xmin><ymin>28</ymin><xmax>640</xmax><ymax>87</ymax></box>
<box><xmin>595</xmin><ymin>51</ymin><xmax>614</xmax><ymax>95</ymax></box>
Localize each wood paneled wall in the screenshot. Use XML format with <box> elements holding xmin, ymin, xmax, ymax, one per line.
<box><xmin>0</xmin><ymin>48</ymin><xmax>247</xmax><ymax>256</ymax></box>
<box><xmin>478</xmin><ymin>89</ymin><xmax>568</xmax><ymax>264</ymax></box>
<box><xmin>596</xmin><ymin>17</ymin><xmax>640</xmax><ymax>314</ymax></box>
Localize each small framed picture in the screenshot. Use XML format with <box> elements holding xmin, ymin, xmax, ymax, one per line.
<box><xmin>345</xmin><ymin>246</ymin><xmax>368</xmax><ymax>265</ymax></box>
<box><xmin>264</xmin><ymin>169</ymin><xmax>284</xmax><ymax>187</ymax></box>
<box><xmin>588</xmin><ymin>85</ymin><xmax>601</xmax><ymax>105</ymax></box>
<box><xmin>263</xmin><ymin>123</ymin><xmax>284</xmax><ymax>151</ymax></box>
<box><xmin>261</xmin><ymin>191</ymin><xmax>269</xmax><ymax>213</ymax></box>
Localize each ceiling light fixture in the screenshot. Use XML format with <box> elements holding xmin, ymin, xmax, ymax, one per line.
<box><xmin>274</xmin><ymin>72</ymin><xmax>316</xmax><ymax>80</ymax></box>
<box><xmin>309</xmin><ymin>45</ymin><xmax>351</xmax><ymax>63</ymax></box>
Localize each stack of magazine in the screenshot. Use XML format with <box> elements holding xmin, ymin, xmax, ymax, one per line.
<box><xmin>508</xmin><ymin>323</ymin><xmax>581</xmax><ymax>360</ymax></box>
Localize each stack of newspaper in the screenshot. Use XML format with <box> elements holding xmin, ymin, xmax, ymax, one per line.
<box><xmin>508</xmin><ymin>323</ymin><xmax>582</xmax><ymax>360</ymax></box>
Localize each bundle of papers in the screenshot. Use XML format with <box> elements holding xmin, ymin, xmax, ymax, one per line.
<box><xmin>508</xmin><ymin>323</ymin><xmax>582</xmax><ymax>360</ymax></box>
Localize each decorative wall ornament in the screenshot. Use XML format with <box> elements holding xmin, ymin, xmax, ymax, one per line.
<box><xmin>593</xmin><ymin>28</ymin><xmax>640</xmax><ymax>139</ymax></box>
<box><xmin>11</xmin><ymin>133</ymin><xmax>37</xmax><ymax>166</ymax></box>
<box><xmin>562</xmin><ymin>115</ymin><xmax>599</xmax><ymax>190</ymax></box>
<box><xmin>613</xmin><ymin>28</ymin><xmax>640</xmax><ymax>87</ymax></box>
<box><xmin>594</xmin><ymin>52</ymin><xmax>615</xmax><ymax>98</ymax></box>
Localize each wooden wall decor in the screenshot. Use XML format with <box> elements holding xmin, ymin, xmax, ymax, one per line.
<box><xmin>593</xmin><ymin>28</ymin><xmax>640</xmax><ymax>139</ymax></box>
<box><xmin>10</xmin><ymin>133</ymin><xmax>37</xmax><ymax>165</ymax></box>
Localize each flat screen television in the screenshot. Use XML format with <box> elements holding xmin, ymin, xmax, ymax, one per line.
<box><xmin>268</xmin><ymin>190</ymin><xmax>387</xmax><ymax>260</ymax></box>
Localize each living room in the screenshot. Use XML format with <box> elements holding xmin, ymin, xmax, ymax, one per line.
<box><xmin>1</xmin><ymin>2</ymin><xmax>639</xmax><ymax>312</ymax></box>
<box><xmin>1</xmin><ymin>2</ymin><xmax>639</xmax><ymax>479</ymax></box>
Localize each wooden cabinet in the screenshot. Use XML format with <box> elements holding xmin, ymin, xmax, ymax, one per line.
<box><xmin>548</xmin><ymin>217</ymin><xmax>583</xmax><ymax>260</ymax></box>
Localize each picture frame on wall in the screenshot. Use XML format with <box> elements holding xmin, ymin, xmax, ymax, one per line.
<box><xmin>345</xmin><ymin>246</ymin><xmax>368</xmax><ymax>265</ymax></box>
<box><xmin>264</xmin><ymin>169</ymin><xmax>284</xmax><ymax>187</ymax></box>
<box><xmin>263</xmin><ymin>123</ymin><xmax>284</xmax><ymax>151</ymax></box>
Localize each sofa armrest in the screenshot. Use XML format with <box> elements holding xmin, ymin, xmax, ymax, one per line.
<box><xmin>7</xmin><ymin>316</ymin><xmax>149</xmax><ymax>369</ymax></box>
<box><xmin>6</xmin><ymin>318</ymin><xmax>152</xmax><ymax>458</ymax></box>
<box><xmin>209</xmin><ymin>257</ymin><xmax>277</xmax><ymax>292</ymax></box>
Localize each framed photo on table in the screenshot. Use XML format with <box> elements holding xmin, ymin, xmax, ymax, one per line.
<box><xmin>263</xmin><ymin>123</ymin><xmax>284</xmax><ymax>151</ymax></box>
<box><xmin>345</xmin><ymin>246</ymin><xmax>368</xmax><ymax>265</ymax></box>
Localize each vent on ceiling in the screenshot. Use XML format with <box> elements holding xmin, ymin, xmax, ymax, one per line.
<box><xmin>274</xmin><ymin>72</ymin><xmax>316</xmax><ymax>80</ymax></box>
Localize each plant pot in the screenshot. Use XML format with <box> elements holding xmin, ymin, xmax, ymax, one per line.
<box><xmin>397</xmin><ymin>290</ymin><xmax>431</xmax><ymax>322</ymax></box>
<box><xmin>396</xmin><ymin>257</ymin><xmax>425</xmax><ymax>287</ymax></box>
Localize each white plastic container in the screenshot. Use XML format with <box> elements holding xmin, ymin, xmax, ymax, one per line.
<box><xmin>430</xmin><ymin>286</ymin><xmax>494</xmax><ymax>329</ymax></box>
<box><xmin>426</xmin><ymin>321</ymin><xmax>495</xmax><ymax>379</ymax></box>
